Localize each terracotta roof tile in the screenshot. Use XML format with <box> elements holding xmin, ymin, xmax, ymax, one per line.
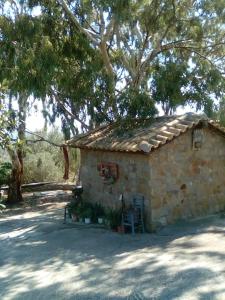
<box><xmin>67</xmin><ymin>113</ymin><xmax>225</xmax><ymax>153</ymax></box>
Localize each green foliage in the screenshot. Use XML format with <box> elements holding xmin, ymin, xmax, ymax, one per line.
<box><xmin>118</xmin><ymin>89</ymin><xmax>157</xmax><ymax>119</ymax></box>
<box><xmin>67</xmin><ymin>201</ymin><xmax>78</xmax><ymax>216</ymax></box>
<box><xmin>0</xmin><ymin>162</ymin><xmax>12</xmax><ymax>186</ymax></box>
<box><xmin>80</xmin><ymin>207</ymin><xmax>92</xmax><ymax>219</ymax></box>
<box><xmin>1</xmin><ymin>0</ymin><xmax>225</xmax><ymax>134</ymax></box>
<box><xmin>68</xmin><ymin>201</ymin><xmax>92</xmax><ymax>218</ymax></box>
<box><xmin>106</xmin><ymin>208</ymin><xmax>122</xmax><ymax>230</ymax></box>
<box><xmin>211</xmin><ymin>97</ymin><xmax>225</xmax><ymax>126</ymax></box>
<box><xmin>0</xmin><ymin>104</ymin><xmax>16</xmax><ymax>149</ymax></box>
<box><xmin>31</xmin><ymin>0</ymin><xmax>225</xmax><ymax>121</ymax></box>
<box><xmin>151</xmin><ymin>59</ymin><xmax>225</xmax><ymax>115</ymax></box>
<box><xmin>91</xmin><ymin>203</ymin><xmax>105</xmax><ymax>223</ymax></box>
<box><xmin>23</xmin><ymin>129</ymin><xmax>79</xmax><ymax>183</ymax></box>
<box><xmin>0</xmin><ymin>203</ymin><xmax>6</xmax><ymax>212</ymax></box>
<box><xmin>67</xmin><ymin>201</ymin><xmax>105</xmax><ymax>222</ymax></box>
<box><xmin>0</xmin><ymin>11</ymin><xmax>57</xmax><ymax>96</ymax></box>
<box><xmin>23</xmin><ymin>151</ymin><xmax>63</xmax><ymax>183</ymax></box>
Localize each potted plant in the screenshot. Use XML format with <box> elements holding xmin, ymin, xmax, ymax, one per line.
<box><xmin>82</xmin><ymin>208</ymin><xmax>92</xmax><ymax>224</ymax></box>
<box><xmin>67</xmin><ymin>201</ymin><xmax>79</xmax><ymax>221</ymax></box>
<box><xmin>106</xmin><ymin>208</ymin><xmax>122</xmax><ymax>231</ymax></box>
<box><xmin>73</xmin><ymin>201</ymin><xmax>92</xmax><ymax>223</ymax></box>
<box><xmin>117</xmin><ymin>224</ymin><xmax>125</xmax><ymax>233</ymax></box>
<box><xmin>78</xmin><ymin>216</ymin><xmax>84</xmax><ymax>223</ymax></box>
<box><xmin>98</xmin><ymin>217</ymin><xmax>104</xmax><ymax>224</ymax></box>
<box><xmin>96</xmin><ymin>204</ymin><xmax>105</xmax><ymax>224</ymax></box>
<box><xmin>91</xmin><ymin>203</ymin><xmax>105</xmax><ymax>224</ymax></box>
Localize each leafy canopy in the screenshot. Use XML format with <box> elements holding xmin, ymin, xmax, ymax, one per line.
<box><xmin>0</xmin><ymin>0</ymin><xmax>225</xmax><ymax>132</ymax></box>
<box><xmin>31</xmin><ymin>0</ymin><xmax>225</xmax><ymax>120</ymax></box>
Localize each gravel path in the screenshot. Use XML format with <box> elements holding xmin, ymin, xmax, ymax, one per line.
<box><xmin>0</xmin><ymin>202</ymin><xmax>225</xmax><ymax>300</ymax></box>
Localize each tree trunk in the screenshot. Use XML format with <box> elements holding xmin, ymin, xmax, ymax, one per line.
<box><xmin>7</xmin><ymin>149</ymin><xmax>23</xmax><ymax>204</ymax></box>
<box><xmin>7</xmin><ymin>93</ymin><xmax>28</xmax><ymax>204</ymax></box>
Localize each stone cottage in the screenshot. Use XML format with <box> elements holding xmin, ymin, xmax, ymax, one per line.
<box><xmin>68</xmin><ymin>113</ymin><xmax>225</xmax><ymax>230</ymax></box>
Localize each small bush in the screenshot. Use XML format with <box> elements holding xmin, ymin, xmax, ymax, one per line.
<box><xmin>91</xmin><ymin>203</ymin><xmax>105</xmax><ymax>223</ymax></box>
<box><xmin>80</xmin><ymin>208</ymin><xmax>92</xmax><ymax>219</ymax></box>
<box><xmin>23</xmin><ymin>152</ymin><xmax>63</xmax><ymax>183</ymax></box>
<box><xmin>23</xmin><ymin>129</ymin><xmax>80</xmax><ymax>183</ymax></box>
<box><xmin>0</xmin><ymin>203</ymin><xmax>6</xmax><ymax>212</ymax></box>
<box><xmin>0</xmin><ymin>162</ymin><xmax>11</xmax><ymax>187</ymax></box>
<box><xmin>68</xmin><ymin>201</ymin><xmax>93</xmax><ymax>218</ymax></box>
<box><xmin>106</xmin><ymin>208</ymin><xmax>122</xmax><ymax>230</ymax></box>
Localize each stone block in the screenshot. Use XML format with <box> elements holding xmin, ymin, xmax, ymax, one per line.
<box><xmin>79</xmin><ymin>127</ymin><xmax>225</xmax><ymax>228</ymax></box>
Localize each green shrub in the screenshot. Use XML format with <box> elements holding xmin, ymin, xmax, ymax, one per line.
<box><xmin>67</xmin><ymin>201</ymin><xmax>111</xmax><ymax>224</ymax></box>
<box><xmin>106</xmin><ymin>208</ymin><xmax>122</xmax><ymax>230</ymax></box>
<box><xmin>0</xmin><ymin>162</ymin><xmax>12</xmax><ymax>186</ymax></box>
<box><xmin>68</xmin><ymin>201</ymin><xmax>93</xmax><ymax>219</ymax></box>
<box><xmin>80</xmin><ymin>207</ymin><xmax>92</xmax><ymax>219</ymax></box>
<box><xmin>91</xmin><ymin>203</ymin><xmax>105</xmax><ymax>223</ymax></box>
<box><xmin>0</xmin><ymin>203</ymin><xmax>6</xmax><ymax>212</ymax></box>
<box><xmin>23</xmin><ymin>151</ymin><xmax>63</xmax><ymax>183</ymax></box>
<box><xmin>67</xmin><ymin>200</ymin><xmax>80</xmax><ymax>217</ymax></box>
<box><xmin>23</xmin><ymin>129</ymin><xmax>80</xmax><ymax>183</ymax></box>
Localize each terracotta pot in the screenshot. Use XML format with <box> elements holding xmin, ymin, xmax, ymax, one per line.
<box><xmin>117</xmin><ymin>225</ymin><xmax>125</xmax><ymax>234</ymax></box>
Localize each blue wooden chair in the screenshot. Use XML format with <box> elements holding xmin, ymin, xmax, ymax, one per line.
<box><xmin>121</xmin><ymin>195</ymin><xmax>145</xmax><ymax>234</ymax></box>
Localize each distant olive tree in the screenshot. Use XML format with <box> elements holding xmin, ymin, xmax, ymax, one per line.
<box><xmin>23</xmin><ymin>129</ymin><xmax>80</xmax><ymax>183</ymax></box>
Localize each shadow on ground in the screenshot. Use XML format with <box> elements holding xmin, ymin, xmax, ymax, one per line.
<box><xmin>1</xmin><ymin>202</ymin><xmax>225</xmax><ymax>300</ymax></box>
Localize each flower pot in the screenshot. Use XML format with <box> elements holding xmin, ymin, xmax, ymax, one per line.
<box><xmin>117</xmin><ymin>225</ymin><xmax>125</xmax><ymax>234</ymax></box>
<box><xmin>84</xmin><ymin>218</ymin><xmax>91</xmax><ymax>224</ymax></box>
<box><xmin>98</xmin><ymin>217</ymin><xmax>103</xmax><ymax>224</ymax></box>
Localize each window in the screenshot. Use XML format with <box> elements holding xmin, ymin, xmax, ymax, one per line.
<box><xmin>192</xmin><ymin>128</ymin><xmax>204</xmax><ymax>150</ymax></box>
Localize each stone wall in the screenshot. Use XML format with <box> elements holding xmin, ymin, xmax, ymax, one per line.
<box><xmin>79</xmin><ymin>127</ymin><xmax>225</xmax><ymax>230</ymax></box>
<box><xmin>149</xmin><ymin>127</ymin><xmax>225</xmax><ymax>227</ymax></box>
<box><xmin>80</xmin><ymin>149</ymin><xmax>152</xmax><ymax>226</ymax></box>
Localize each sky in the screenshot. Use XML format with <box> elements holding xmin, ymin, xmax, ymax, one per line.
<box><xmin>26</xmin><ymin>101</ymin><xmax>61</xmax><ymax>132</ymax></box>
<box><xmin>26</xmin><ymin>103</ymin><xmax>199</xmax><ymax>132</ymax></box>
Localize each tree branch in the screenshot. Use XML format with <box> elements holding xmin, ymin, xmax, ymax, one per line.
<box><xmin>58</xmin><ymin>0</ymin><xmax>115</xmax><ymax>80</ymax></box>
<box><xmin>115</xmin><ymin>27</ymin><xmax>136</xmax><ymax>79</ymax></box>
<box><xmin>25</xmin><ymin>129</ymin><xmax>63</xmax><ymax>147</ymax></box>
<box><xmin>141</xmin><ymin>39</ymin><xmax>193</xmax><ymax>73</ymax></box>
<box><xmin>57</xmin><ymin>0</ymin><xmax>99</xmax><ymax>45</ymax></box>
<box><xmin>99</xmin><ymin>41</ymin><xmax>115</xmax><ymax>78</ymax></box>
<box><xmin>103</xmin><ymin>16</ymin><xmax>115</xmax><ymax>41</ymax></box>
<box><xmin>51</xmin><ymin>89</ymin><xmax>90</xmax><ymax>131</ymax></box>
<box><xmin>99</xmin><ymin>7</ymin><xmax>105</xmax><ymax>36</ymax></box>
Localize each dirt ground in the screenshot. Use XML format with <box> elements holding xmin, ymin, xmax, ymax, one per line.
<box><xmin>1</xmin><ymin>196</ymin><xmax>225</xmax><ymax>300</ymax></box>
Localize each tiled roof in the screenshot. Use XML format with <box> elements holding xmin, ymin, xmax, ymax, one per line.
<box><xmin>67</xmin><ymin>113</ymin><xmax>225</xmax><ymax>153</ymax></box>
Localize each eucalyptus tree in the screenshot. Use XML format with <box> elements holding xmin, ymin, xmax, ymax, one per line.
<box><xmin>0</xmin><ymin>0</ymin><xmax>102</xmax><ymax>202</ymax></box>
<box><xmin>49</xmin><ymin>0</ymin><xmax>225</xmax><ymax>117</ymax></box>
<box><xmin>0</xmin><ymin>2</ymin><xmax>35</xmax><ymax>202</ymax></box>
<box><xmin>2</xmin><ymin>0</ymin><xmax>225</xmax><ymax>126</ymax></box>
<box><xmin>0</xmin><ymin>1</ymin><xmax>59</xmax><ymax>203</ymax></box>
<box><xmin>0</xmin><ymin>102</ymin><xmax>23</xmax><ymax>202</ymax></box>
